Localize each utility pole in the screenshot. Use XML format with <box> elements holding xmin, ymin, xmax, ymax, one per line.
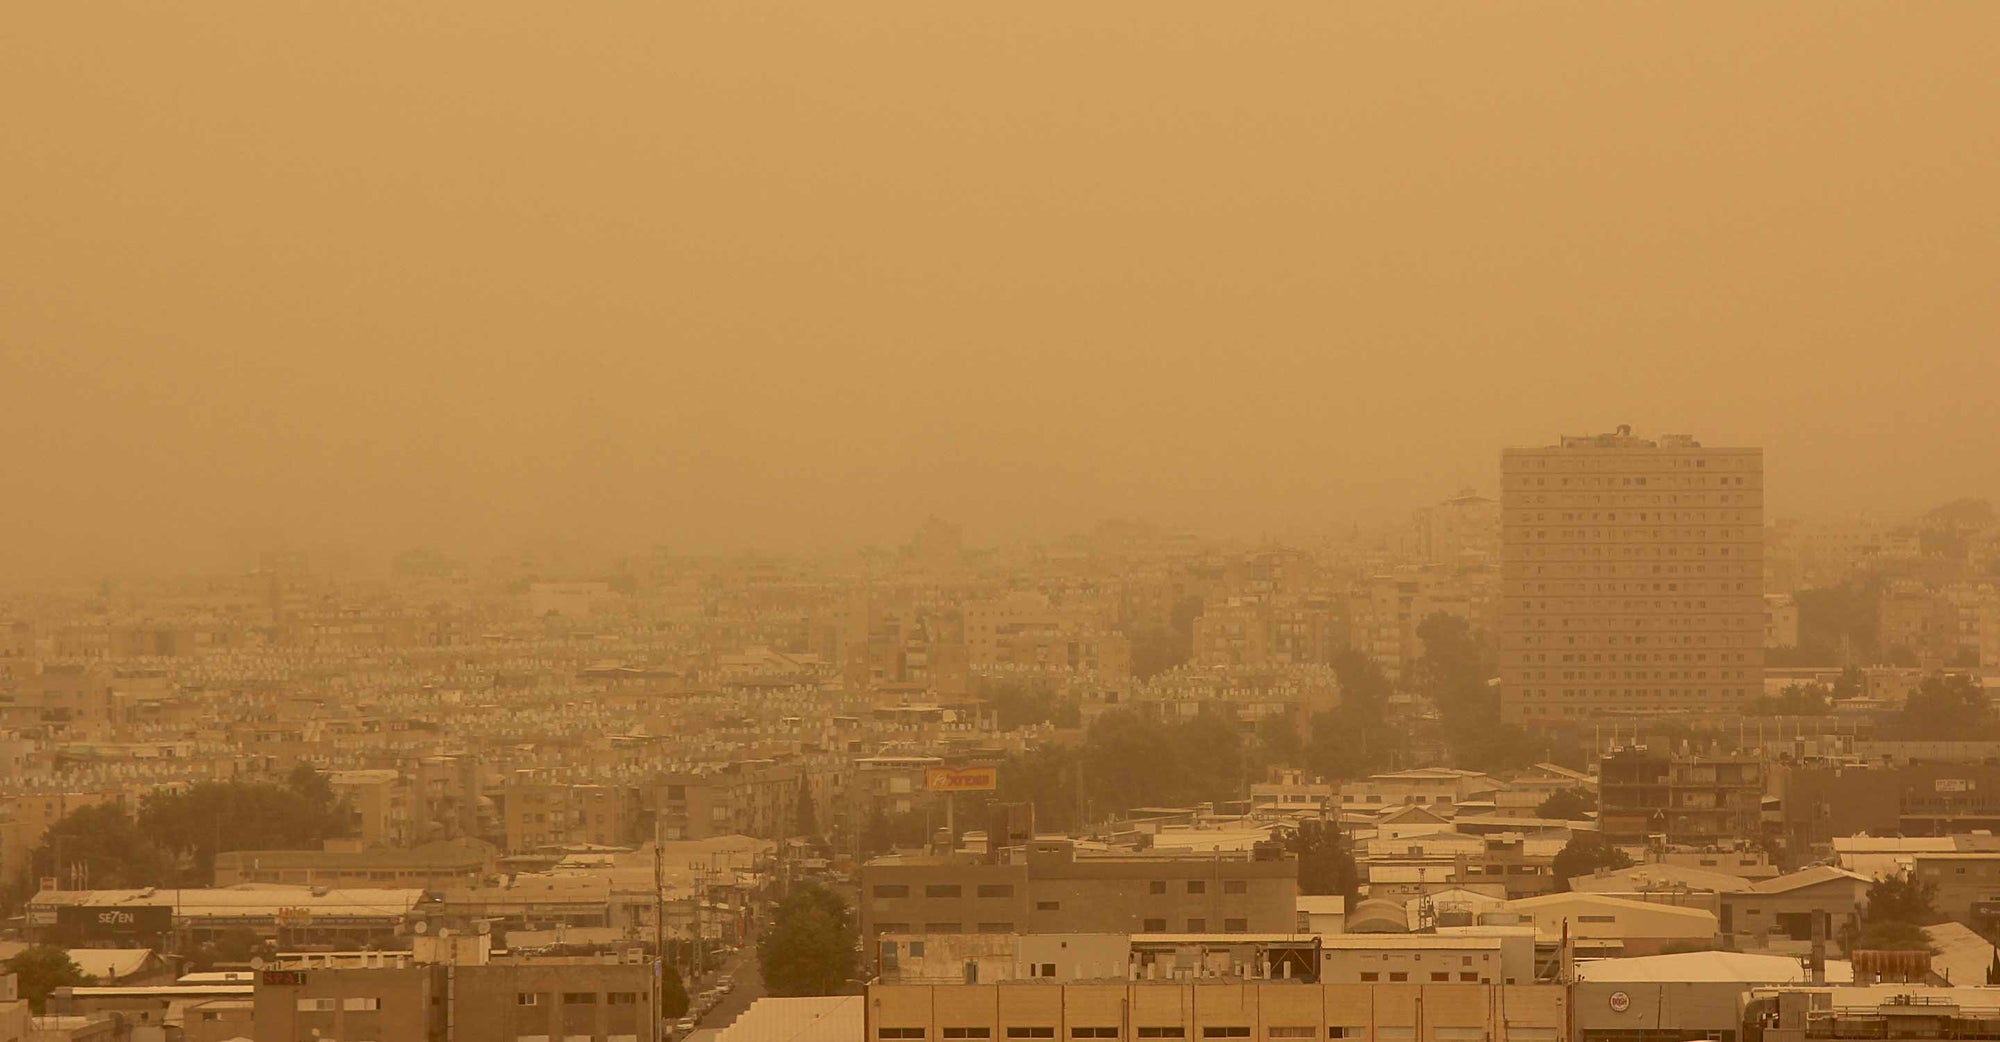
<box><xmin>653</xmin><ymin>819</ymin><xmax>666</xmax><ymax>1040</ymax></box>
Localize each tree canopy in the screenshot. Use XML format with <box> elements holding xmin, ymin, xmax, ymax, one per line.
<box><xmin>1744</xmin><ymin>682</ymin><xmax>1834</xmax><ymax>716</ymax></box>
<box><xmin>1304</xmin><ymin>651</ymin><xmax>1408</xmax><ymax>779</ymax></box>
<box><xmin>1535</xmin><ymin>788</ymin><xmax>1595</xmax><ymax>821</ymax></box>
<box><xmin>1284</xmin><ymin>820</ymin><xmax>1359</xmax><ymax>902</ymax></box>
<box><xmin>137</xmin><ymin>774</ymin><xmax>352</xmax><ymax>882</ymax></box>
<box><xmin>1413</xmin><ymin>614</ymin><xmax>1535</xmax><ymax>774</ymax></box>
<box><xmin>1895</xmin><ymin>674</ymin><xmax>1989</xmax><ymax>740</ymax></box>
<box><xmin>1864</xmin><ymin>872</ymin><xmax>1941</xmax><ymax>926</ymax></box>
<box><xmin>1552</xmin><ymin>834</ymin><xmax>1632</xmax><ymax>890</ymax></box>
<box><xmin>758</xmin><ymin>883</ymin><xmax>857</xmax><ymax>996</ymax></box>
<box><xmin>4</xmin><ymin>946</ymin><xmax>94</xmax><ymax>1013</ymax></box>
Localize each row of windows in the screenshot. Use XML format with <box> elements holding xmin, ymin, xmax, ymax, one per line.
<box><xmin>513</xmin><ymin>992</ymin><xmax>641</xmax><ymax>1006</ymax></box>
<box><xmin>881</xmin><ymin>1029</ymin><xmax>1349</xmax><ymax>1040</ymax></box>
<box><xmin>296</xmin><ymin>998</ymin><xmax>381</xmax><ymax>1012</ymax></box>
<box><xmin>1357</xmin><ymin>971</ymin><xmax>1484</xmax><ymax>982</ymax></box>
<box><xmin>1511</xmin><ymin>688</ymin><xmax>1753</xmax><ymax>698</ymax></box>
<box><xmin>874</xmin><ymin>884</ymin><xmax>1017</xmax><ymax>899</ymax></box>
<box><xmin>874</xmin><ymin>881</ymin><xmax>1250</xmax><ymax>900</ymax></box>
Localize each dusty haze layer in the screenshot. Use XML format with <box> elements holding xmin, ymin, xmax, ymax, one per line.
<box><xmin>4</xmin><ymin>3</ymin><xmax>1997</xmax><ymax>577</ymax></box>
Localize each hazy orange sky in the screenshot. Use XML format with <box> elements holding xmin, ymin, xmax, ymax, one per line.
<box><xmin>4</xmin><ymin>3</ymin><xmax>1997</xmax><ymax>576</ymax></box>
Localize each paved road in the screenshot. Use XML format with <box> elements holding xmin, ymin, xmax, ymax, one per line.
<box><xmin>685</xmin><ymin>946</ymin><xmax>765</xmax><ymax>1035</ymax></box>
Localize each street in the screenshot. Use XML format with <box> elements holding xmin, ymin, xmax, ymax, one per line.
<box><xmin>683</xmin><ymin>945</ymin><xmax>766</xmax><ymax>1036</ymax></box>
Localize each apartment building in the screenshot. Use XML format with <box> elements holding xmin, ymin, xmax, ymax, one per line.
<box><xmin>1598</xmin><ymin>749</ymin><xmax>1765</xmax><ymax>849</ymax></box>
<box><xmin>859</xmin><ymin>839</ymin><xmax>1297</xmax><ymax>954</ymax></box>
<box><xmin>867</xmin><ymin>981</ymin><xmax>1570</xmax><ymax>1042</ymax></box>
<box><xmin>1500</xmin><ymin>429</ymin><xmax>1764</xmax><ymax>724</ymax></box>
<box><xmin>245</xmin><ymin>959</ymin><xmax>656</xmax><ymax>1042</ymax></box>
<box><xmin>653</xmin><ymin>760</ymin><xmax>802</xmax><ymax>841</ymax></box>
<box><xmin>212</xmin><ymin>837</ymin><xmax>495</xmax><ymax>888</ymax></box>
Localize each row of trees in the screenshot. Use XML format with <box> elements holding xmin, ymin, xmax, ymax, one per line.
<box><xmin>3</xmin><ymin>765</ymin><xmax>351</xmax><ymax>912</ymax></box>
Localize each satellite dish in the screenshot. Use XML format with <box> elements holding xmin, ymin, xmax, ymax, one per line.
<box><xmin>250</xmin><ymin>956</ymin><xmax>267</xmax><ymax>970</ymax></box>
<box><xmin>413</xmin><ymin>922</ymin><xmax>430</xmax><ymax>935</ymax></box>
<box><xmin>476</xmin><ymin>921</ymin><xmax>491</xmax><ymax>935</ymax></box>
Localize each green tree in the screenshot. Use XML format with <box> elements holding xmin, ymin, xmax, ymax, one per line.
<box><xmin>861</xmin><ymin>804</ymin><xmax>894</xmax><ymax>858</ymax></box>
<box><xmin>758</xmin><ymin>883</ymin><xmax>857</xmax><ymax>996</ymax></box>
<box><xmin>187</xmin><ymin>927</ymin><xmax>273</xmax><ymax>973</ymax></box>
<box><xmin>1256</xmin><ymin>713</ymin><xmax>1305</xmax><ymax>767</ymax></box>
<box><xmin>1896</xmin><ymin>675</ymin><xmax>1989</xmax><ymax>740</ymax></box>
<box><xmin>1793</xmin><ymin>580</ymin><xmax>1884</xmax><ymax>664</ymax></box>
<box><xmin>997</xmin><ymin>745</ymin><xmax>1083</xmax><ymax>833</ymax></box>
<box><xmin>795</xmin><ymin>782</ymin><xmax>819</xmax><ymax>841</ymax></box>
<box><xmin>661</xmin><ymin>960</ymin><xmax>690</xmax><ymax>1018</ymax></box>
<box><xmin>979</xmin><ymin>678</ymin><xmax>1081</xmax><ymax>730</ymax></box>
<box><xmin>1535</xmin><ymin>788</ymin><xmax>1595</xmax><ymax>821</ymax></box>
<box><xmin>1551</xmin><ymin>834</ymin><xmax>1633</xmax><ymax>890</ymax></box>
<box><xmin>1305</xmin><ymin>652</ymin><xmax>1408</xmax><ymax>779</ymax></box>
<box><xmin>10</xmin><ymin>803</ymin><xmax>174</xmax><ymax>905</ymax></box>
<box><xmin>1412</xmin><ymin>615</ymin><xmax>1534</xmax><ymax>774</ymax></box>
<box><xmin>1745</xmin><ymin>682</ymin><xmax>1834</xmax><ymax>716</ymax></box>
<box><xmin>1283</xmin><ymin>820</ymin><xmax>1359</xmax><ymax>902</ymax></box>
<box><xmin>1851</xmin><ymin>920</ymin><xmax>1934</xmax><ymax>952</ymax></box>
<box><xmin>139</xmin><ymin>778</ymin><xmax>353</xmax><ymax>881</ymax></box>
<box><xmin>3</xmin><ymin>946</ymin><xmax>94</xmax><ymax>1013</ymax></box>
<box><xmin>1864</xmin><ymin>872</ymin><xmax>1941</xmax><ymax>925</ymax></box>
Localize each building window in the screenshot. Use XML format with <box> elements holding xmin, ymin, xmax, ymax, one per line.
<box><xmin>297</xmin><ymin>999</ymin><xmax>336</xmax><ymax>1012</ymax></box>
<box><xmin>1187</xmin><ymin>919</ymin><xmax>1206</xmax><ymax>932</ymax></box>
<box><xmin>927</xmin><ymin>884</ymin><xmax>963</xmax><ymax>898</ymax></box>
<box><xmin>1137</xmin><ymin>1031</ymin><xmax>1187</xmax><ymax>1039</ymax></box>
<box><xmin>343</xmin><ymin>997</ymin><xmax>381</xmax><ymax>1011</ymax></box>
<box><xmin>561</xmin><ymin>993</ymin><xmax>597</xmax><ymax>1004</ymax></box>
<box><xmin>1269</xmin><ymin>1030</ymin><xmax>1316</xmax><ymax>1039</ymax></box>
<box><xmin>1330</xmin><ymin>1029</ymin><xmax>1363</xmax><ymax>1038</ymax></box>
<box><xmin>607</xmin><ymin>992</ymin><xmax>639</xmax><ymax>1005</ymax></box>
<box><xmin>943</xmin><ymin>1031</ymin><xmax>992</xmax><ymax>1040</ymax></box>
<box><xmin>924</xmin><ymin>922</ymin><xmax>963</xmax><ymax>934</ymax></box>
<box><xmin>1142</xmin><ymin>918</ymin><xmax>1168</xmax><ymax>932</ymax></box>
<box><xmin>1187</xmin><ymin>881</ymin><xmax>1206</xmax><ymax>895</ymax></box>
<box><xmin>977</xmin><ymin>884</ymin><xmax>1014</xmax><ymax>898</ymax></box>
<box><xmin>1360</xmin><ymin>973</ymin><xmax>1379</xmax><ymax>982</ymax></box>
<box><xmin>874</xmin><ymin>885</ymin><xmax>911</xmax><ymax>898</ymax></box>
<box><xmin>1223</xmin><ymin>880</ymin><xmax>1247</xmax><ymax>895</ymax></box>
<box><xmin>1073</xmin><ymin>1030</ymin><xmax>1119</xmax><ymax>1039</ymax></box>
<box><xmin>1150</xmin><ymin>881</ymin><xmax>1168</xmax><ymax>894</ymax></box>
<box><xmin>1459</xmin><ymin>973</ymin><xmax>1480</xmax><ymax>982</ymax></box>
<box><xmin>517</xmin><ymin>992</ymin><xmax>542</xmax><ymax>1006</ymax></box>
<box><xmin>1036</xmin><ymin>901</ymin><xmax>1061</xmax><ymax>912</ymax></box>
<box><xmin>1430</xmin><ymin>972</ymin><xmax>1449</xmax><ymax>982</ymax></box>
<box><xmin>1006</xmin><ymin>1029</ymin><xmax>1056</xmax><ymax>1039</ymax></box>
<box><xmin>1202</xmin><ymin>1029</ymin><xmax>1251</xmax><ymax>1039</ymax></box>
<box><xmin>1389</xmin><ymin>972</ymin><xmax>1408</xmax><ymax>982</ymax></box>
<box><xmin>880</xmin><ymin>1030</ymin><xmax>927</xmax><ymax>1040</ymax></box>
<box><xmin>1223</xmin><ymin>918</ymin><xmax>1247</xmax><ymax>932</ymax></box>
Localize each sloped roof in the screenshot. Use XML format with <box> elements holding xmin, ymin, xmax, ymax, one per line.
<box><xmin>68</xmin><ymin>948</ymin><xmax>155</xmax><ymax>981</ymax></box>
<box><xmin>1744</xmin><ymin>865</ymin><xmax>1871</xmax><ymax>894</ymax></box>
<box><xmin>1569</xmin><ymin>863</ymin><xmax>1756</xmax><ymax>894</ymax></box>
<box><xmin>1577</xmin><ymin>950</ymin><xmax>1854</xmax><ymax>984</ymax></box>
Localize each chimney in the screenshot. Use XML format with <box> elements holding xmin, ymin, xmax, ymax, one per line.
<box><xmin>1810</xmin><ymin>912</ymin><xmax>1827</xmax><ymax>986</ymax></box>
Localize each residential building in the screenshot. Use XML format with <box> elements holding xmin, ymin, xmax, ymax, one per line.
<box><xmin>866</xmin><ymin>981</ymin><xmax>1570</xmax><ymax>1042</ymax></box>
<box><xmin>858</xmin><ymin>839</ymin><xmax>1297</xmax><ymax>958</ymax></box>
<box><xmin>1501</xmin><ymin>429</ymin><xmax>1765</xmax><ymax>724</ymax></box>
<box><xmin>1598</xmin><ymin>749</ymin><xmax>1764</xmax><ymax>849</ymax></box>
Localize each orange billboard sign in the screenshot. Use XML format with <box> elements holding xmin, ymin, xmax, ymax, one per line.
<box><xmin>925</xmin><ymin>766</ymin><xmax>998</xmax><ymax>791</ymax></box>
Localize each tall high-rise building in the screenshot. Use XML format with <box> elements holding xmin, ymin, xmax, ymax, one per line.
<box><xmin>1499</xmin><ymin>428</ymin><xmax>1764</xmax><ymax>724</ymax></box>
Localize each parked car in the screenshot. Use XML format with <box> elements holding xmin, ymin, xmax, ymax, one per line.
<box><xmin>675</xmin><ymin>1017</ymin><xmax>697</xmax><ymax>1034</ymax></box>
